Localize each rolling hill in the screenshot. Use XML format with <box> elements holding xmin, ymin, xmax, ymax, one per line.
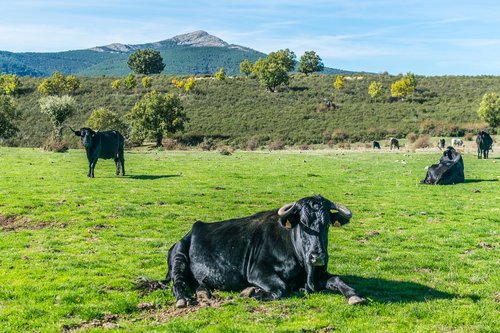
<box><xmin>0</xmin><ymin>31</ymin><xmax>350</xmax><ymax>77</ymax></box>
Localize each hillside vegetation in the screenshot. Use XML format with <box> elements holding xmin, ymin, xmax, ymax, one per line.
<box><xmin>3</xmin><ymin>74</ymin><xmax>500</xmax><ymax>148</ymax></box>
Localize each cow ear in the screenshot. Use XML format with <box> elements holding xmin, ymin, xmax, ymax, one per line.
<box><xmin>90</xmin><ymin>129</ymin><xmax>96</xmax><ymax>137</ymax></box>
<box><xmin>279</xmin><ymin>217</ymin><xmax>298</xmax><ymax>230</ymax></box>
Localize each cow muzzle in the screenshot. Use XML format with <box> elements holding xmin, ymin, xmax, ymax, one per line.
<box><xmin>309</xmin><ymin>253</ymin><xmax>326</xmax><ymax>266</ymax></box>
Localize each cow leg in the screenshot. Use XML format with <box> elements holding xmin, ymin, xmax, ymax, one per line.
<box><xmin>169</xmin><ymin>235</ymin><xmax>195</xmax><ymax>308</ymax></box>
<box><xmin>324</xmin><ymin>275</ymin><xmax>365</xmax><ymax>305</ymax></box>
<box><xmin>248</xmin><ymin>273</ymin><xmax>288</xmax><ymax>301</ymax></box>
<box><xmin>120</xmin><ymin>156</ymin><xmax>125</xmax><ymax>176</ymax></box>
<box><xmin>114</xmin><ymin>157</ymin><xmax>120</xmax><ymax>175</ymax></box>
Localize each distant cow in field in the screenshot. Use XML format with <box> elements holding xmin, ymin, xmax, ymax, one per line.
<box><xmin>451</xmin><ymin>138</ymin><xmax>463</xmax><ymax>147</ymax></box>
<box><xmin>373</xmin><ymin>141</ymin><xmax>381</xmax><ymax>149</ymax></box>
<box><xmin>158</xmin><ymin>195</ymin><xmax>365</xmax><ymax>307</ymax></box>
<box><xmin>390</xmin><ymin>138</ymin><xmax>399</xmax><ymax>150</ymax></box>
<box><xmin>70</xmin><ymin>127</ymin><xmax>125</xmax><ymax>178</ymax></box>
<box><xmin>438</xmin><ymin>138</ymin><xmax>445</xmax><ymax>149</ymax></box>
<box><xmin>421</xmin><ymin>146</ymin><xmax>464</xmax><ymax>185</ymax></box>
<box><xmin>476</xmin><ymin>131</ymin><xmax>493</xmax><ymax>159</ymax></box>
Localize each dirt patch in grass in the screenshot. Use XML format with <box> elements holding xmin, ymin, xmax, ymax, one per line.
<box><xmin>142</xmin><ymin>294</ymin><xmax>231</xmax><ymax>322</ymax></box>
<box><xmin>62</xmin><ymin>314</ymin><xmax>120</xmax><ymax>332</ymax></box>
<box><xmin>0</xmin><ymin>214</ymin><xmax>67</xmax><ymax>231</ymax></box>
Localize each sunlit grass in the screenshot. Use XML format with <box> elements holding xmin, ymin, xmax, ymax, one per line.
<box><xmin>0</xmin><ymin>147</ymin><xmax>498</xmax><ymax>332</ymax></box>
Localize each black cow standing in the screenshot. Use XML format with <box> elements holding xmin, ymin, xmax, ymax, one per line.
<box><xmin>476</xmin><ymin>131</ymin><xmax>493</xmax><ymax>159</ymax></box>
<box><xmin>164</xmin><ymin>195</ymin><xmax>365</xmax><ymax>308</ymax></box>
<box><xmin>421</xmin><ymin>146</ymin><xmax>464</xmax><ymax>185</ymax></box>
<box><xmin>71</xmin><ymin>127</ymin><xmax>125</xmax><ymax>178</ymax></box>
<box><xmin>390</xmin><ymin>138</ymin><xmax>399</xmax><ymax>150</ymax></box>
<box><xmin>373</xmin><ymin>141</ymin><xmax>381</xmax><ymax>149</ymax></box>
<box><xmin>439</xmin><ymin>138</ymin><xmax>446</xmax><ymax>149</ymax></box>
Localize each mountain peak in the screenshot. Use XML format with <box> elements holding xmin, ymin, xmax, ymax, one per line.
<box><xmin>170</xmin><ymin>30</ymin><xmax>228</xmax><ymax>47</ymax></box>
<box><xmin>90</xmin><ymin>31</ymin><xmax>232</xmax><ymax>53</ymax></box>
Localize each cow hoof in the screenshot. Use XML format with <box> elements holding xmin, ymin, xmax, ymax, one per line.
<box><xmin>175</xmin><ymin>299</ymin><xmax>187</xmax><ymax>308</ymax></box>
<box><xmin>240</xmin><ymin>287</ymin><xmax>257</xmax><ymax>298</ymax></box>
<box><xmin>348</xmin><ymin>296</ymin><xmax>366</xmax><ymax>305</ymax></box>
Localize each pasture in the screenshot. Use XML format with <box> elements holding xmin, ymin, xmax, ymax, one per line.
<box><xmin>0</xmin><ymin>147</ymin><xmax>498</xmax><ymax>332</ymax></box>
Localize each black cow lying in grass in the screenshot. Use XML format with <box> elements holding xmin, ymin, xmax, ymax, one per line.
<box><xmin>421</xmin><ymin>146</ymin><xmax>464</xmax><ymax>185</ymax></box>
<box><xmin>161</xmin><ymin>195</ymin><xmax>365</xmax><ymax>307</ymax></box>
<box><xmin>70</xmin><ymin>127</ymin><xmax>125</xmax><ymax>178</ymax></box>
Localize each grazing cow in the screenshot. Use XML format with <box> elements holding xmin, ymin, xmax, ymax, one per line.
<box><xmin>165</xmin><ymin>195</ymin><xmax>365</xmax><ymax>307</ymax></box>
<box><xmin>390</xmin><ymin>138</ymin><xmax>399</xmax><ymax>150</ymax></box>
<box><xmin>476</xmin><ymin>131</ymin><xmax>493</xmax><ymax>159</ymax></box>
<box><xmin>421</xmin><ymin>146</ymin><xmax>464</xmax><ymax>185</ymax></box>
<box><xmin>70</xmin><ymin>127</ymin><xmax>125</xmax><ymax>178</ymax></box>
<box><xmin>373</xmin><ymin>141</ymin><xmax>381</xmax><ymax>149</ymax></box>
<box><xmin>451</xmin><ymin>138</ymin><xmax>463</xmax><ymax>147</ymax></box>
<box><xmin>438</xmin><ymin>138</ymin><xmax>446</xmax><ymax>149</ymax></box>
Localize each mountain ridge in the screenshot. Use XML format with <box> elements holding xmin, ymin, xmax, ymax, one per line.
<box><xmin>0</xmin><ymin>31</ymin><xmax>352</xmax><ymax>77</ymax></box>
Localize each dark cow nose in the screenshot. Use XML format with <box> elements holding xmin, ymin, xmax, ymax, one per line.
<box><xmin>309</xmin><ymin>253</ymin><xmax>326</xmax><ymax>266</ymax></box>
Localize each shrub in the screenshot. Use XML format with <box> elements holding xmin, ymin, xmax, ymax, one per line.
<box><xmin>42</xmin><ymin>135</ymin><xmax>68</xmax><ymax>152</ymax></box>
<box><xmin>200</xmin><ymin>138</ymin><xmax>216</xmax><ymax>151</ymax></box>
<box><xmin>218</xmin><ymin>145</ymin><xmax>234</xmax><ymax>156</ymax></box>
<box><xmin>331</xmin><ymin>129</ymin><xmax>349</xmax><ymax>144</ymax></box>
<box><xmin>464</xmin><ymin>132</ymin><xmax>474</xmax><ymax>141</ymax></box>
<box><xmin>268</xmin><ymin>140</ymin><xmax>285</xmax><ymax>150</ymax></box>
<box><xmin>162</xmin><ymin>138</ymin><xmax>179</xmax><ymax>150</ymax></box>
<box><xmin>337</xmin><ymin>142</ymin><xmax>351</xmax><ymax>149</ymax></box>
<box><xmin>406</xmin><ymin>132</ymin><xmax>418</xmax><ymax>143</ymax></box>
<box><xmin>413</xmin><ymin>135</ymin><xmax>432</xmax><ymax>149</ymax></box>
<box><xmin>245</xmin><ymin>138</ymin><xmax>259</xmax><ymax>151</ymax></box>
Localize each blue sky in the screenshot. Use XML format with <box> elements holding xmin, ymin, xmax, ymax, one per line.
<box><xmin>1</xmin><ymin>0</ymin><xmax>499</xmax><ymax>75</ymax></box>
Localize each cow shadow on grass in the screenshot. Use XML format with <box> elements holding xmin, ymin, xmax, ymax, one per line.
<box><xmin>127</xmin><ymin>174</ymin><xmax>181</xmax><ymax>180</ymax></box>
<box><xmin>464</xmin><ymin>179</ymin><xmax>498</xmax><ymax>183</ymax></box>
<box><xmin>332</xmin><ymin>276</ymin><xmax>479</xmax><ymax>304</ymax></box>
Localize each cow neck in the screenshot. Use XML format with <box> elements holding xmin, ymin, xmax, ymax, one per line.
<box><xmin>289</xmin><ymin>227</ymin><xmax>307</xmax><ymax>267</ymax></box>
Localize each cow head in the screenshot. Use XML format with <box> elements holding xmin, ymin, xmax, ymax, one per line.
<box><xmin>71</xmin><ymin>127</ymin><xmax>96</xmax><ymax>149</ymax></box>
<box><xmin>278</xmin><ymin>195</ymin><xmax>352</xmax><ymax>292</ymax></box>
<box><xmin>277</xmin><ymin>195</ymin><xmax>352</xmax><ymax>268</ymax></box>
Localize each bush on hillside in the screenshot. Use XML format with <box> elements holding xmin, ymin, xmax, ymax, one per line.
<box><xmin>413</xmin><ymin>135</ymin><xmax>432</xmax><ymax>149</ymax></box>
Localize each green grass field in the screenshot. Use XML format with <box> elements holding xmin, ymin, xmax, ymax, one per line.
<box><xmin>0</xmin><ymin>147</ymin><xmax>498</xmax><ymax>332</ymax></box>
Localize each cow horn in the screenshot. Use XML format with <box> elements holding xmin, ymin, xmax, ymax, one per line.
<box><xmin>331</xmin><ymin>202</ymin><xmax>352</xmax><ymax>219</ymax></box>
<box><xmin>278</xmin><ymin>203</ymin><xmax>295</xmax><ymax>217</ymax></box>
<box><xmin>69</xmin><ymin>126</ymin><xmax>80</xmax><ymax>136</ymax></box>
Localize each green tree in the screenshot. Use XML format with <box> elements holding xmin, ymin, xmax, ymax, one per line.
<box><xmin>0</xmin><ymin>95</ymin><xmax>19</xmax><ymax>139</ymax></box>
<box><xmin>86</xmin><ymin>107</ymin><xmax>128</xmax><ymax>134</ymax></box>
<box><xmin>334</xmin><ymin>75</ymin><xmax>344</xmax><ymax>90</ymax></box>
<box><xmin>298</xmin><ymin>51</ymin><xmax>324</xmax><ymax>75</ymax></box>
<box><xmin>267</xmin><ymin>49</ymin><xmax>297</xmax><ymax>72</ymax></box>
<box><xmin>141</xmin><ymin>76</ymin><xmax>153</xmax><ymax>88</ymax></box>
<box><xmin>127</xmin><ymin>49</ymin><xmax>165</xmax><ymax>75</ymax></box>
<box><xmin>126</xmin><ymin>91</ymin><xmax>187</xmax><ymax>146</ymax></box>
<box><xmin>215</xmin><ymin>68</ymin><xmax>226</xmax><ymax>81</ymax></box>
<box><xmin>123</xmin><ymin>74</ymin><xmax>137</xmax><ymax>90</ymax></box>
<box><xmin>39</xmin><ymin>95</ymin><xmax>76</xmax><ymax>138</ymax></box>
<box><xmin>37</xmin><ymin>72</ymin><xmax>80</xmax><ymax>96</ymax></box>
<box><xmin>368</xmin><ymin>81</ymin><xmax>384</xmax><ymax>99</ymax></box>
<box><xmin>0</xmin><ymin>74</ymin><xmax>22</xmax><ymax>95</ymax></box>
<box><xmin>240</xmin><ymin>59</ymin><xmax>253</xmax><ymax>77</ymax></box>
<box><xmin>477</xmin><ymin>92</ymin><xmax>500</xmax><ymax>127</ymax></box>
<box><xmin>252</xmin><ymin>58</ymin><xmax>289</xmax><ymax>92</ymax></box>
